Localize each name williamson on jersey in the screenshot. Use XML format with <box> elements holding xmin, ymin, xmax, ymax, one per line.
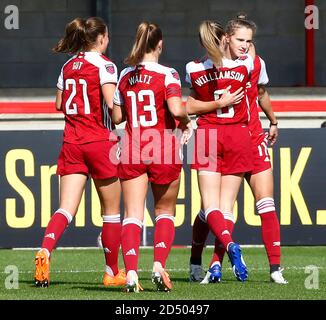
<box><xmin>194</xmin><ymin>70</ymin><xmax>245</xmax><ymax>87</ymax></box>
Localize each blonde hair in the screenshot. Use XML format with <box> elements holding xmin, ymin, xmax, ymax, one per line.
<box><xmin>124</xmin><ymin>22</ymin><xmax>162</xmax><ymax>66</ymax></box>
<box><xmin>53</xmin><ymin>17</ymin><xmax>107</xmax><ymax>54</ymax></box>
<box><xmin>199</xmin><ymin>20</ymin><xmax>225</xmax><ymax>66</ymax></box>
<box><xmin>225</xmin><ymin>13</ymin><xmax>257</xmax><ymax>37</ymax></box>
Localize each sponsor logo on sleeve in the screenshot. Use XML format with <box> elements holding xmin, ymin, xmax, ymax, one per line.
<box><xmin>171</xmin><ymin>70</ymin><xmax>180</xmax><ymax>80</ymax></box>
<box><xmin>105</xmin><ymin>64</ymin><xmax>115</xmax><ymax>74</ymax></box>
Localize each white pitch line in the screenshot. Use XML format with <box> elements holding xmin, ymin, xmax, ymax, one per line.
<box><xmin>1</xmin><ymin>265</ymin><xmax>324</xmax><ymax>275</ymax></box>
<box><xmin>12</xmin><ymin>245</ymin><xmax>267</xmax><ymax>251</ymax></box>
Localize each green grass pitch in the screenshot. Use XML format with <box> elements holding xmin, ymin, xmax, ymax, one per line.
<box><xmin>0</xmin><ymin>246</ymin><xmax>325</xmax><ymax>300</ymax></box>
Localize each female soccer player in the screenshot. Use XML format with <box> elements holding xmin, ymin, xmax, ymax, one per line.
<box><xmin>34</xmin><ymin>17</ymin><xmax>125</xmax><ymax>288</ymax></box>
<box><xmin>112</xmin><ymin>22</ymin><xmax>192</xmax><ymax>293</ymax></box>
<box><xmin>185</xmin><ymin>20</ymin><xmax>255</xmax><ymax>283</ymax></box>
<box><xmin>189</xmin><ymin>15</ymin><xmax>288</xmax><ymax>285</ymax></box>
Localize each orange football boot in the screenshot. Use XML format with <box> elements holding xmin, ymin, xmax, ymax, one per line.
<box><xmin>103</xmin><ymin>269</ymin><xmax>126</xmax><ymax>287</ymax></box>
<box><xmin>34</xmin><ymin>249</ymin><xmax>50</xmax><ymax>287</ymax></box>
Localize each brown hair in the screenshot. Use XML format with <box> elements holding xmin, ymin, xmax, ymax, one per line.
<box><xmin>53</xmin><ymin>17</ymin><xmax>107</xmax><ymax>54</ymax></box>
<box><xmin>225</xmin><ymin>12</ymin><xmax>257</xmax><ymax>37</ymax></box>
<box><xmin>124</xmin><ymin>22</ymin><xmax>163</xmax><ymax>66</ymax></box>
<box><xmin>198</xmin><ymin>20</ymin><xmax>225</xmax><ymax>66</ymax></box>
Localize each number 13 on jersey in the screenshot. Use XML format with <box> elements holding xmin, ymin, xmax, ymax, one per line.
<box><xmin>127</xmin><ymin>89</ymin><xmax>158</xmax><ymax>127</ymax></box>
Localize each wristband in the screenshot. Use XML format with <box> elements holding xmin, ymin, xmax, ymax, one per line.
<box><xmin>270</xmin><ymin>122</ymin><xmax>278</xmax><ymax>127</ymax></box>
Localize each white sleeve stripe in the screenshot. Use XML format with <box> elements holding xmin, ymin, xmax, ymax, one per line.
<box><xmin>244</xmin><ymin>54</ymin><xmax>254</xmax><ymax>74</ymax></box>
<box><xmin>164</xmin><ymin>70</ymin><xmax>181</xmax><ymax>87</ymax></box>
<box><xmin>186</xmin><ymin>59</ymin><xmax>213</xmax><ymax>73</ymax></box>
<box><xmin>84</xmin><ymin>53</ymin><xmax>118</xmax><ymax>84</ymax></box>
<box><xmin>258</xmin><ymin>57</ymin><xmax>269</xmax><ymax>85</ymax></box>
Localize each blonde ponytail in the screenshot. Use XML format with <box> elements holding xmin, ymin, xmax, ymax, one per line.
<box><xmin>199</xmin><ymin>20</ymin><xmax>225</xmax><ymax>66</ymax></box>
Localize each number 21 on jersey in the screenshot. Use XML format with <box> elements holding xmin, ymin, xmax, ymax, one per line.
<box><xmin>65</xmin><ymin>78</ymin><xmax>90</xmax><ymax>115</ymax></box>
<box><xmin>214</xmin><ymin>89</ymin><xmax>234</xmax><ymax>118</ymax></box>
<box><xmin>127</xmin><ymin>89</ymin><xmax>158</xmax><ymax>127</ymax></box>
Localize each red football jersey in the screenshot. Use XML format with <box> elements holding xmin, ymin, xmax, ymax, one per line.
<box><xmin>57</xmin><ymin>51</ymin><xmax>118</xmax><ymax>144</ymax></box>
<box><xmin>185</xmin><ymin>54</ymin><xmax>253</xmax><ymax>125</ymax></box>
<box><xmin>246</xmin><ymin>55</ymin><xmax>269</xmax><ymax>137</ymax></box>
<box><xmin>114</xmin><ymin>61</ymin><xmax>181</xmax><ymax>134</ymax></box>
<box><xmin>114</xmin><ymin>62</ymin><xmax>182</xmax><ymax>163</ymax></box>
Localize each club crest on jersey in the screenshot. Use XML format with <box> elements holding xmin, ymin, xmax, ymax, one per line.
<box><xmin>171</xmin><ymin>70</ymin><xmax>180</xmax><ymax>80</ymax></box>
<box><xmin>105</xmin><ymin>64</ymin><xmax>115</xmax><ymax>74</ymax></box>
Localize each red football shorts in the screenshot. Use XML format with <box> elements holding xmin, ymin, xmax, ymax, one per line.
<box><xmin>191</xmin><ymin>123</ymin><xmax>253</xmax><ymax>174</ymax></box>
<box><xmin>118</xmin><ymin>162</ymin><xmax>182</xmax><ymax>184</ymax></box>
<box><xmin>57</xmin><ymin>140</ymin><xmax>119</xmax><ymax>179</ymax></box>
<box><xmin>118</xmin><ymin>130</ymin><xmax>182</xmax><ymax>184</ymax></box>
<box><xmin>248</xmin><ymin>132</ymin><xmax>272</xmax><ymax>175</ymax></box>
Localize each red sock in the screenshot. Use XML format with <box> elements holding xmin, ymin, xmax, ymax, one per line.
<box><xmin>257</xmin><ymin>198</ymin><xmax>281</xmax><ymax>266</ymax></box>
<box><xmin>41</xmin><ymin>209</ymin><xmax>73</xmax><ymax>255</ymax></box>
<box><xmin>121</xmin><ymin>218</ymin><xmax>142</xmax><ymax>274</ymax></box>
<box><xmin>102</xmin><ymin>214</ymin><xmax>121</xmax><ymax>276</ymax></box>
<box><xmin>206</xmin><ymin>208</ymin><xmax>233</xmax><ymax>250</ymax></box>
<box><xmin>154</xmin><ymin>214</ymin><xmax>175</xmax><ymax>268</ymax></box>
<box><xmin>210</xmin><ymin>214</ymin><xmax>235</xmax><ymax>265</ymax></box>
<box><xmin>190</xmin><ymin>210</ymin><xmax>209</xmax><ymax>265</ymax></box>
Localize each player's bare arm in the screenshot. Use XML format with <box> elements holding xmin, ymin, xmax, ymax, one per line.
<box><xmin>258</xmin><ymin>85</ymin><xmax>278</xmax><ymax>145</ymax></box>
<box><xmin>102</xmin><ymin>83</ymin><xmax>116</xmax><ymax>110</ymax></box>
<box><xmin>55</xmin><ymin>89</ymin><xmax>63</xmax><ymax>111</ymax></box>
<box><xmin>167</xmin><ymin>96</ymin><xmax>193</xmax><ymax>144</ymax></box>
<box><xmin>112</xmin><ymin>103</ymin><xmax>126</xmax><ymax>124</ymax></box>
<box><xmin>167</xmin><ymin>96</ymin><xmax>190</xmax><ymax>123</ymax></box>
